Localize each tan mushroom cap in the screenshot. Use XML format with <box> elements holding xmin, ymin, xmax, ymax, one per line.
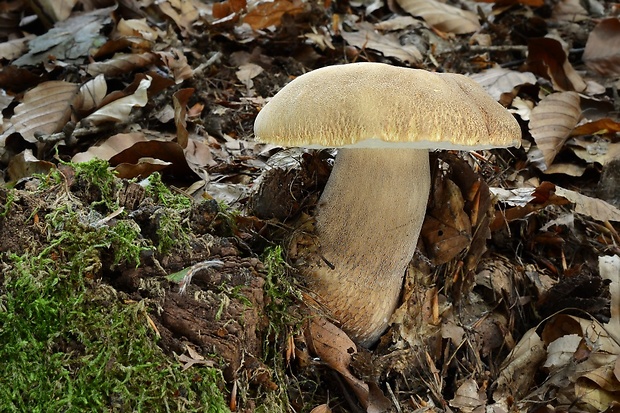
<box><xmin>254</xmin><ymin>62</ymin><xmax>521</xmax><ymax>150</ymax></box>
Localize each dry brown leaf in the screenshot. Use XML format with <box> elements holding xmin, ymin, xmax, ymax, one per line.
<box><xmin>551</xmin><ymin>0</ymin><xmax>588</xmax><ymax>22</ymax></box>
<box><xmin>0</xmin><ymin>36</ymin><xmax>34</xmax><ymax>61</ymax></box>
<box><xmin>493</xmin><ymin>328</ymin><xmax>546</xmax><ymax>403</ymax></box>
<box><xmin>109</xmin><ymin>139</ymin><xmax>199</xmax><ymax>180</ymax></box>
<box><xmin>82</xmin><ymin>76</ymin><xmax>151</xmax><ymax>125</ymax></box>
<box><xmin>340</xmin><ymin>22</ymin><xmax>423</xmax><ymax>64</ymax></box>
<box><xmin>86</xmin><ymin>52</ymin><xmax>160</xmax><ymax>77</ymax></box>
<box><xmin>173</xmin><ymin>88</ymin><xmax>194</xmax><ymax>148</ymax></box>
<box><xmin>10</xmin><ymin>80</ymin><xmax>79</xmax><ymax>143</ymax></box>
<box><xmin>554</xmin><ymin>186</ymin><xmax>620</xmax><ymax>222</ymax></box>
<box><xmin>575</xmin><ymin>369</ymin><xmax>620</xmax><ymax>412</ymax></box>
<box><xmin>395</xmin><ymin>0</ymin><xmax>480</xmax><ymax>34</ymax></box>
<box><xmin>535</xmin><ymin>256</ymin><xmax>620</xmax><ymax>411</ymax></box>
<box><xmin>570</xmin><ymin>138</ymin><xmax>620</xmax><ymax>166</ymax></box>
<box><xmin>529</xmin><ymin>92</ymin><xmax>581</xmax><ymax>169</ymax></box>
<box><xmin>236</xmin><ymin>63</ymin><xmax>264</xmax><ymax>90</ymax></box>
<box><xmin>72</xmin><ymin>132</ymin><xmax>147</xmax><ymax>163</ymax></box>
<box><xmin>74</xmin><ymin>74</ymin><xmax>107</xmax><ymax>114</ymax></box>
<box><xmin>243</xmin><ymin>0</ymin><xmax>306</xmax><ymax>30</ymax></box>
<box><xmin>572</xmin><ymin>118</ymin><xmax>620</xmax><ymax>137</ymax></box>
<box><xmin>157</xmin><ymin>49</ymin><xmax>194</xmax><ymax>84</ymax></box>
<box><xmin>14</xmin><ymin>6</ymin><xmax>113</xmax><ymax>66</ymax></box>
<box><xmin>583</xmin><ymin>18</ymin><xmax>620</xmax><ymax>77</ymax></box>
<box><xmin>421</xmin><ymin>177</ymin><xmax>471</xmax><ymax>265</ymax></box>
<box><xmin>212</xmin><ymin>0</ymin><xmax>246</xmax><ymax>18</ymax></box>
<box><xmin>33</xmin><ymin>0</ymin><xmax>78</xmax><ymax>23</ymax></box>
<box><xmin>305</xmin><ymin>318</ymin><xmax>369</xmax><ymax>405</ymax></box>
<box><xmin>7</xmin><ymin>149</ymin><xmax>55</xmax><ymax>182</ymax></box>
<box><xmin>116</xmin><ymin>18</ymin><xmax>162</xmax><ymax>41</ymax></box>
<box><xmin>526</xmin><ymin>37</ymin><xmax>587</xmax><ymax>92</ymax></box>
<box><xmin>449</xmin><ymin>378</ymin><xmax>485</xmax><ymax>412</ymax></box>
<box><xmin>309</xmin><ymin>404</ymin><xmax>332</xmax><ymax>413</ymax></box>
<box><xmin>305</xmin><ymin>318</ymin><xmax>392</xmax><ymax>412</ymax></box>
<box><xmin>469</xmin><ymin>67</ymin><xmax>537</xmax><ymax>101</ymax></box>
<box><xmin>158</xmin><ymin>0</ymin><xmax>201</xmax><ymax>33</ymax></box>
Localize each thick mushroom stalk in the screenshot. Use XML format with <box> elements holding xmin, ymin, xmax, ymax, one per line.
<box><xmin>306</xmin><ymin>148</ymin><xmax>430</xmax><ymax>346</ymax></box>
<box><xmin>254</xmin><ymin>62</ymin><xmax>521</xmax><ymax>347</ymax></box>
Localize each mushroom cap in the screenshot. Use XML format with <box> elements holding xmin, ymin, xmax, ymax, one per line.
<box><xmin>254</xmin><ymin>62</ymin><xmax>521</xmax><ymax>150</ymax></box>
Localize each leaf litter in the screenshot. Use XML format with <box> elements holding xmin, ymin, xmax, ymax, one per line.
<box><xmin>0</xmin><ymin>0</ymin><xmax>619</xmax><ymax>411</ymax></box>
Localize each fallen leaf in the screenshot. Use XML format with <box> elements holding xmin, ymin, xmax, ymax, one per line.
<box><xmin>551</xmin><ymin>0</ymin><xmax>588</xmax><ymax>22</ymax></box>
<box><xmin>31</xmin><ymin>0</ymin><xmax>78</xmax><ymax>24</ymax></box>
<box><xmin>236</xmin><ymin>63</ymin><xmax>264</xmax><ymax>90</ymax></box>
<box><xmin>572</xmin><ymin>118</ymin><xmax>620</xmax><ymax>137</ymax></box>
<box><xmin>157</xmin><ymin>49</ymin><xmax>194</xmax><ymax>84</ymax></box>
<box><xmin>529</xmin><ymin>91</ymin><xmax>581</xmax><ymax>169</ymax></box>
<box><xmin>72</xmin><ymin>132</ymin><xmax>147</xmax><ymax>163</ymax></box>
<box><xmin>450</xmin><ymin>379</ymin><xmax>485</xmax><ymax>412</ymax></box>
<box><xmin>554</xmin><ymin>186</ymin><xmax>620</xmax><ymax>222</ymax></box>
<box><xmin>575</xmin><ymin>369</ymin><xmax>620</xmax><ymax>412</ymax></box>
<box><xmin>543</xmin><ymin>334</ymin><xmax>581</xmax><ymax>372</ymax></box>
<box><xmin>158</xmin><ymin>0</ymin><xmax>201</xmax><ymax>34</ymax></box>
<box><xmin>493</xmin><ymin>328</ymin><xmax>546</xmax><ymax>403</ymax></box>
<box><xmin>82</xmin><ymin>76</ymin><xmax>151</xmax><ymax>125</ymax></box>
<box><xmin>570</xmin><ymin>139</ymin><xmax>620</xmax><ymax>166</ymax></box>
<box><xmin>525</xmin><ymin>37</ymin><xmax>587</xmax><ymax>92</ymax></box>
<box><xmin>116</xmin><ymin>18</ymin><xmax>162</xmax><ymax>41</ymax></box>
<box><xmin>309</xmin><ymin>404</ymin><xmax>332</xmax><ymax>413</ymax></box>
<box><xmin>583</xmin><ymin>18</ymin><xmax>620</xmax><ymax>77</ymax></box>
<box><xmin>7</xmin><ymin>149</ymin><xmax>55</xmax><ymax>182</ymax></box>
<box><xmin>469</xmin><ymin>67</ymin><xmax>537</xmax><ymax>101</ymax></box>
<box><xmin>86</xmin><ymin>52</ymin><xmax>160</xmax><ymax>77</ymax></box>
<box><xmin>108</xmin><ymin>138</ymin><xmax>200</xmax><ymax>180</ymax></box>
<box><xmin>0</xmin><ymin>36</ymin><xmax>34</xmax><ymax>61</ymax></box>
<box><xmin>305</xmin><ymin>317</ymin><xmax>392</xmax><ymax>412</ymax></box>
<box><xmin>243</xmin><ymin>0</ymin><xmax>306</xmax><ymax>30</ymax></box>
<box><xmin>173</xmin><ymin>88</ymin><xmax>194</xmax><ymax>148</ymax></box>
<box><xmin>341</xmin><ymin>22</ymin><xmax>422</xmax><ymax>63</ymax></box>
<box><xmin>74</xmin><ymin>74</ymin><xmax>107</xmax><ymax>114</ymax></box>
<box><xmin>395</xmin><ymin>0</ymin><xmax>480</xmax><ymax>34</ymax></box>
<box><xmin>13</xmin><ymin>7</ymin><xmax>113</xmax><ymax>66</ymax></box>
<box><xmin>9</xmin><ymin>80</ymin><xmax>79</xmax><ymax>143</ymax></box>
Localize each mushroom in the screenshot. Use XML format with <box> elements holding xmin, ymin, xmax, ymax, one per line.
<box><xmin>254</xmin><ymin>62</ymin><xmax>521</xmax><ymax>347</ymax></box>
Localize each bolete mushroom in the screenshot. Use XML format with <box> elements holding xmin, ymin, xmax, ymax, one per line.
<box><xmin>254</xmin><ymin>62</ymin><xmax>521</xmax><ymax>347</ymax></box>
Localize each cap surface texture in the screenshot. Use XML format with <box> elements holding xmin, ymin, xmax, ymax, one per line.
<box><xmin>254</xmin><ymin>62</ymin><xmax>521</xmax><ymax>150</ymax></box>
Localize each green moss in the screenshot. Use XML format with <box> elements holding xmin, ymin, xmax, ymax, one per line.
<box><xmin>154</xmin><ymin>208</ymin><xmax>190</xmax><ymax>254</ymax></box>
<box><xmin>0</xmin><ymin>193</ymin><xmax>228</xmax><ymax>412</ymax></box>
<box><xmin>0</xmin><ymin>189</ymin><xmax>15</xmax><ymax>218</ymax></box>
<box><xmin>146</xmin><ymin>172</ymin><xmax>192</xmax><ymax>210</ymax></box>
<box><xmin>73</xmin><ymin>158</ymin><xmax>120</xmax><ymax>211</ymax></box>
<box><xmin>254</xmin><ymin>246</ymin><xmax>304</xmax><ymax>412</ymax></box>
<box><xmin>143</xmin><ymin>173</ymin><xmax>192</xmax><ymax>254</ymax></box>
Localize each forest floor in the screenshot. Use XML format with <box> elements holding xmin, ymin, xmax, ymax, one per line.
<box><xmin>1</xmin><ymin>0</ymin><xmax>620</xmax><ymax>412</ymax></box>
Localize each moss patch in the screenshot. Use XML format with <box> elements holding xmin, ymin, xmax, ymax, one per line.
<box><xmin>0</xmin><ymin>165</ymin><xmax>229</xmax><ymax>412</ymax></box>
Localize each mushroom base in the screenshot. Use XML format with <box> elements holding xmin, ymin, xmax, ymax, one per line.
<box><xmin>294</xmin><ymin>148</ymin><xmax>431</xmax><ymax>347</ymax></box>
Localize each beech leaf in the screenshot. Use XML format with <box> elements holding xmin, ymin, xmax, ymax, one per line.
<box><xmin>394</xmin><ymin>0</ymin><xmax>480</xmax><ymax>34</ymax></box>
<box><xmin>529</xmin><ymin>92</ymin><xmax>581</xmax><ymax>169</ymax></box>
<box><xmin>10</xmin><ymin>80</ymin><xmax>79</xmax><ymax>143</ymax></box>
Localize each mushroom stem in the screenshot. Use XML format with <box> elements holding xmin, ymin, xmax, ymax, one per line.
<box><xmin>300</xmin><ymin>147</ymin><xmax>430</xmax><ymax>347</ymax></box>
